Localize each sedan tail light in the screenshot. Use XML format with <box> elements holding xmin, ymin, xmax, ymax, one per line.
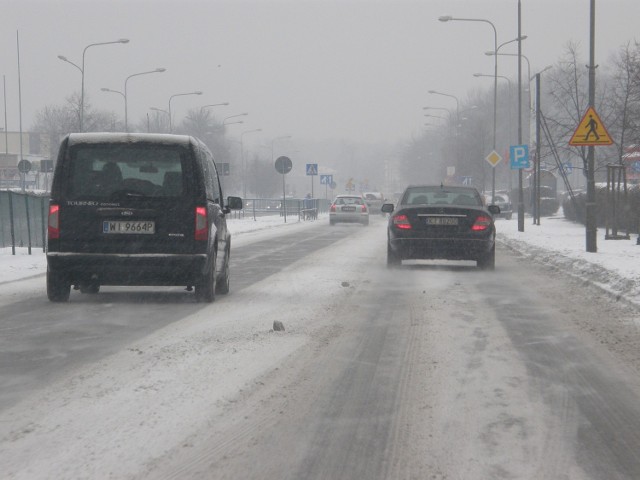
<box><xmin>195</xmin><ymin>206</ymin><xmax>208</xmax><ymax>241</ymax></box>
<box><xmin>392</xmin><ymin>214</ymin><xmax>412</xmax><ymax>230</ymax></box>
<box><xmin>471</xmin><ymin>215</ymin><xmax>492</xmax><ymax>231</ymax></box>
<box><xmin>48</xmin><ymin>204</ymin><xmax>60</xmax><ymax>239</ymax></box>
<box><xmin>330</xmin><ymin>204</ymin><xmax>336</xmax><ymax>212</ymax></box>
<box><xmin>361</xmin><ymin>204</ymin><xmax>368</xmax><ymax>213</ymax></box>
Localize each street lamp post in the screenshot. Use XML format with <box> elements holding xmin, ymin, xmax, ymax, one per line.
<box><xmin>474</xmin><ymin>73</ymin><xmax>514</xmax><ymax>196</ymax></box>
<box><xmin>168</xmin><ymin>91</ymin><xmax>203</xmax><ymax>133</ymax></box>
<box><xmin>271</xmin><ymin>135</ymin><xmax>292</xmax><ymax>223</ymax></box>
<box><xmin>149</xmin><ymin>107</ymin><xmax>170</xmax><ymax>132</ymax></box>
<box><xmin>222</xmin><ymin>113</ymin><xmax>248</xmax><ymax>126</ymax></box>
<box><xmin>200</xmin><ymin>102</ymin><xmax>229</xmax><ymax>115</ymax></box>
<box><xmin>123</xmin><ymin>68</ymin><xmax>165</xmax><ymax>132</ymax></box>
<box><xmin>530</xmin><ymin>66</ymin><xmax>552</xmax><ymax>226</ymax></box>
<box><xmin>58</xmin><ymin>38</ymin><xmax>129</xmax><ymax>132</ymax></box>
<box><xmin>439</xmin><ymin>15</ymin><xmax>498</xmax><ymax>202</ymax></box>
<box><xmin>428</xmin><ymin>90</ymin><xmax>459</xmax><ymax>121</ymax></box>
<box><xmin>100</xmin><ymin>88</ymin><xmax>125</xmax><ymax>130</ymax></box>
<box><xmin>102</xmin><ymin>68</ymin><xmax>166</xmax><ymax>132</ymax></box>
<box><xmin>428</xmin><ymin>91</ymin><xmax>461</xmax><ymax>179</ymax></box>
<box><xmin>422</xmin><ymin>106</ymin><xmax>453</xmax><ymax>124</ymax></box>
<box><xmin>240</xmin><ymin>128</ymin><xmax>262</xmax><ymax>199</ymax></box>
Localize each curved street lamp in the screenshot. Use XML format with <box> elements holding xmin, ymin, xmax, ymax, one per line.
<box><xmin>423</xmin><ymin>106</ymin><xmax>453</xmax><ymax>122</ymax></box>
<box><xmin>149</xmin><ymin>107</ymin><xmax>170</xmax><ymax>132</ymax></box>
<box><xmin>123</xmin><ymin>68</ymin><xmax>166</xmax><ymax>131</ymax></box>
<box><xmin>58</xmin><ymin>38</ymin><xmax>130</xmax><ymax>132</ymax></box>
<box><xmin>201</xmin><ymin>102</ymin><xmax>230</xmax><ymax>114</ymax></box>
<box><xmin>427</xmin><ymin>90</ymin><xmax>460</xmax><ymax>121</ymax></box>
<box><xmin>168</xmin><ymin>91</ymin><xmax>203</xmax><ymax>133</ymax></box>
<box><xmin>439</xmin><ymin>15</ymin><xmax>499</xmax><ymax>201</ymax></box>
<box><xmin>102</xmin><ymin>68</ymin><xmax>166</xmax><ymax>132</ymax></box>
<box><xmin>100</xmin><ymin>88</ymin><xmax>125</xmax><ymax>129</ymax></box>
<box><xmin>223</xmin><ymin>113</ymin><xmax>249</xmax><ymax>125</ymax></box>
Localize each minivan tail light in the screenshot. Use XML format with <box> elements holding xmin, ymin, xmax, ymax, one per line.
<box><xmin>48</xmin><ymin>204</ymin><xmax>60</xmax><ymax>239</ymax></box>
<box><xmin>472</xmin><ymin>215</ymin><xmax>492</xmax><ymax>231</ymax></box>
<box><xmin>361</xmin><ymin>204</ymin><xmax>367</xmax><ymax>213</ymax></box>
<box><xmin>330</xmin><ymin>204</ymin><xmax>336</xmax><ymax>212</ymax></box>
<box><xmin>393</xmin><ymin>214</ymin><xmax>412</xmax><ymax>230</ymax></box>
<box><xmin>195</xmin><ymin>206</ymin><xmax>208</xmax><ymax>241</ymax></box>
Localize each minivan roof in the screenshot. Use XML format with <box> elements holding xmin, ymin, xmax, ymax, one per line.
<box><xmin>66</xmin><ymin>132</ymin><xmax>194</xmax><ymax>147</ymax></box>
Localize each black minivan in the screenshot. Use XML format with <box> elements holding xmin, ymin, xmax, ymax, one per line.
<box><xmin>46</xmin><ymin>133</ymin><xmax>243</xmax><ymax>302</ymax></box>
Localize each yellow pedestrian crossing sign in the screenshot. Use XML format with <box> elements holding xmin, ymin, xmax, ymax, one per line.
<box><xmin>569</xmin><ymin>106</ymin><xmax>613</xmax><ymax>146</ymax></box>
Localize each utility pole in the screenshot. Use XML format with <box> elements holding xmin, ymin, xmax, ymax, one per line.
<box><xmin>586</xmin><ymin>0</ymin><xmax>597</xmax><ymax>252</ymax></box>
<box><xmin>517</xmin><ymin>0</ymin><xmax>525</xmax><ymax>232</ymax></box>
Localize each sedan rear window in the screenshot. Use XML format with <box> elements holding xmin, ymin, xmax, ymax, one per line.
<box><xmin>66</xmin><ymin>144</ymin><xmax>186</xmax><ymax>199</ymax></box>
<box><xmin>402</xmin><ymin>187</ymin><xmax>482</xmax><ymax>207</ymax></box>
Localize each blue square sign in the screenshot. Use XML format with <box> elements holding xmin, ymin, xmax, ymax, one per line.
<box><xmin>510</xmin><ymin>145</ymin><xmax>530</xmax><ymax>170</ymax></box>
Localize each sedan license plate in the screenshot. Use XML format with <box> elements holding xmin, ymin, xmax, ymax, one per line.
<box><xmin>103</xmin><ymin>220</ymin><xmax>155</xmax><ymax>234</ymax></box>
<box><xmin>342</xmin><ymin>206</ymin><xmax>356</xmax><ymax>212</ymax></box>
<box><xmin>425</xmin><ymin>217</ymin><xmax>458</xmax><ymax>226</ymax></box>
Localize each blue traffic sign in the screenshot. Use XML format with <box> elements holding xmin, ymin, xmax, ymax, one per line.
<box><xmin>510</xmin><ymin>145</ymin><xmax>530</xmax><ymax>170</ymax></box>
<box><xmin>306</xmin><ymin>163</ymin><xmax>318</xmax><ymax>176</ymax></box>
<box><xmin>320</xmin><ymin>174</ymin><xmax>333</xmax><ymax>185</ymax></box>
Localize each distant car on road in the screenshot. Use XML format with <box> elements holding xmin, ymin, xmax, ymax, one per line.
<box><xmin>363</xmin><ymin>192</ymin><xmax>385</xmax><ymax>215</ymax></box>
<box><xmin>382</xmin><ymin>185</ymin><xmax>500</xmax><ymax>269</ymax></box>
<box><xmin>484</xmin><ymin>191</ymin><xmax>513</xmax><ymax>220</ymax></box>
<box><xmin>329</xmin><ymin>194</ymin><xmax>369</xmax><ymax>226</ymax></box>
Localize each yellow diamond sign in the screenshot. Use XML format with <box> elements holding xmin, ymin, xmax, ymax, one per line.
<box><xmin>485</xmin><ymin>150</ymin><xmax>502</xmax><ymax>167</ymax></box>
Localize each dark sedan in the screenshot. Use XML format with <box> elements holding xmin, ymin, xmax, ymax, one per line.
<box><xmin>381</xmin><ymin>185</ymin><xmax>500</xmax><ymax>270</ymax></box>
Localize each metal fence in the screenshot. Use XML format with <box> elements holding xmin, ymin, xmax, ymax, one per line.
<box><xmin>0</xmin><ymin>192</ymin><xmax>330</xmax><ymax>252</ymax></box>
<box><xmin>0</xmin><ymin>190</ymin><xmax>49</xmax><ymax>252</ymax></box>
<box><xmin>236</xmin><ymin>197</ymin><xmax>330</xmax><ymax>220</ymax></box>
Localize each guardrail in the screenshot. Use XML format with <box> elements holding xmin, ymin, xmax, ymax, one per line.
<box><xmin>0</xmin><ymin>192</ymin><xmax>331</xmax><ymax>253</ymax></box>
<box><xmin>238</xmin><ymin>197</ymin><xmax>329</xmax><ymax>221</ymax></box>
<box><xmin>0</xmin><ymin>190</ymin><xmax>49</xmax><ymax>253</ymax></box>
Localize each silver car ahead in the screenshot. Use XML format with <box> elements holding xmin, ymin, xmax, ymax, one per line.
<box><xmin>329</xmin><ymin>194</ymin><xmax>369</xmax><ymax>226</ymax></box>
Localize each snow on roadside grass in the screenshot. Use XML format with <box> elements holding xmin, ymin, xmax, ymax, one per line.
<box><xmin>496</xmin><ymin>216</ymin><xmax>640</xmax><ymax>307</ymax></box>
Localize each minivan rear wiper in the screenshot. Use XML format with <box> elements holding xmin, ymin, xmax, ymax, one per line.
<box><xmin>110</xmin><ymin>189</ymin><xmax>148</xmax><ymax>199</ymax></box>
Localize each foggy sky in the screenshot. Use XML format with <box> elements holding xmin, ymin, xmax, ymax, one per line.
<box><xmin>1</xmin><ymin>0</ymin><xmax>638</xmax><ymax>148</ymax></box>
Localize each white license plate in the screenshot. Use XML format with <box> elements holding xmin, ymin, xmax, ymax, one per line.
<box><xmin>342</xmin><ymin>206</ymin><xmax>356</xmax><ymax>212</ymax></box>
<box><xmin>425</xmin><ymin>217</ymin><xmax>459</xmax><ymax>226</ymax></box>
<box><xmin>103</xmin><ymin>220</ymin><xmax>155</xmax><ymax>234</ymax></box>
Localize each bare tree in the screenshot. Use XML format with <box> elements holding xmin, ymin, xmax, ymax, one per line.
<box><xmin>606</xmin><ymin>41</ymin><xmax>640</xmax><ymax>163</ymax></box>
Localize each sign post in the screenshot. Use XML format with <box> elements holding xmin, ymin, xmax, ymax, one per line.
<box><xmin>275</xmin><ymin>156</ymin><xmax>293</xmax><ymax>223</ymax></box>
<box><xmin>485</xmin><ymin>151</ymin><xmax>502</xmax><ymax>203</ymax></box>
<box><xmin>306</xmin><ymin>163</ymin><xmax>318</xmax><ymax>198</ymax></box>
<box><xmin>569</xmin><ymin>103</ymin><xmax>613</xmax><ymax>252</ymax></box>
<box><xmin>320</xmin><ymin>174</ymin><xmax>333</xmax><ymax>200</ymax></box>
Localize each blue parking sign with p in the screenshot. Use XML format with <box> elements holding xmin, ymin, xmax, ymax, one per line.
<box><xmin>510</xmin><ymin>145</ymin><xmax>529</xmax><ymax>170</ymax></box>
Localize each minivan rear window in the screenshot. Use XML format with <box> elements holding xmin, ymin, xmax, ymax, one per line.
<box><xmin>66</xmin><ymin>144</ymin><xmax>186</xmax><ymax>199</ymax></box>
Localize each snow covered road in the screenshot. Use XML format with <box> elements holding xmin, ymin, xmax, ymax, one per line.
<box><xmin>1</xmin><ymin>216</ymin><xmax>640</xmax><ymax>479</ymax></box>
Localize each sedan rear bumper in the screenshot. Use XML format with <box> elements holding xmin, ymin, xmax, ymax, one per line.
<box><xmin>389</xmin><ymin>236</ymin><xmax>494</xmax><ymax>261</ymax></box>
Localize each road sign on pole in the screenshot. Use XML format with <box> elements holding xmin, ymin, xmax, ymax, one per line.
<box><xmin>569</xmin><ymin>106</ymin><xmax>613</xmax><ymax>146</ymax></box>
<box><xmin>509</xmin><ymin>145</ymin><xmax>529</xmax><ymax>169</ymax></box>
<box><xmin>274</xmin><ymin>156</ymin><xmax>293</xmax><ymax>223</ymax></box>
<box><xmin>485</xmin><ymin>151</ymin><xmax>502</xmax><ymax>167</ymax></box>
